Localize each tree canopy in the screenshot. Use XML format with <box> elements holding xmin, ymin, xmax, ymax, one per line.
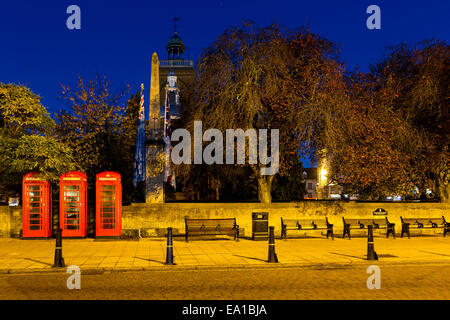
<box><xmin>189</xmin><ymin>22</ymin><xmax>345</xmax><ymax>202</ymax></box>
<box><xmin>55</xmin><ymin>75</ymin><xmax>139</xmax><ymax>201</ymax></box>
<box><xmin>0</xmin><ymin>83</ymin><xmax>75</xmax><ymax>190</ymax></box>
<box><xmin>370</xmin><ymin>40</ymin><xmax>449</xmax><ymax>201</ymax></box>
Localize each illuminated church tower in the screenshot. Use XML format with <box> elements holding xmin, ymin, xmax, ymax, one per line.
<box><xmin>145</xmin><ymin>19</ymin><xmax>193</xmax><ymax>203</ymax></box>
<box><xmin>162</xmin><ymin>70</ymin><xmax>182</xmax><ymax>121</ymax></box>
<box><xmin>158</xmin><ymin>18</ymin><xmax>194</xmax><ymax>107</ymax></box>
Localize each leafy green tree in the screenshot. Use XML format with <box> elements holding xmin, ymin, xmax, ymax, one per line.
<box><xmin>0</xmin><ymin>83</ymin><xmax>75</xmax><ymax>192</ymax></box>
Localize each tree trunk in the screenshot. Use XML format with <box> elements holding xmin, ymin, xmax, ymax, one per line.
<box><xmin>436</xmin><ymin>180</ymin><xmax>450</xmax><ymax>204</ymax></box>
<box><xmin>257</xmin><ymin>175</ymin><xmax>274</xmax><ymax>204</ymax></box>
<box><xmin>215</xmin><ymin>177</ymin><xmax>221</xmax><ymax>201</ymax></box>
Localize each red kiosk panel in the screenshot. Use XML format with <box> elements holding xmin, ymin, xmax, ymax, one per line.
<box><xmin>96</xmin><ymin>172</ymin><xmax>122</xmax><ymax>238</ymax></box>
<box><xmin>22</xmin><ymin>173</ymin><xmax>52</xmax><ymax>239</ymax></box>
<box><xmin>60</xmin><ymin>171</ymin><xmax>87</xmax><ymax>238</ymax></box>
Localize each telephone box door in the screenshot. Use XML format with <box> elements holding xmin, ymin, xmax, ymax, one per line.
<box><xmin>96</xmin><ymin>172</ymin><xmax>122</xmax><ymax>238</ymax></box>
<box><xmin>60</xmin><ymin>172</ymin><xmax>87</xmax><ymax>238</ymax></box>
<box><xmin>22</xmin><ymin>173</ymin><xmax>52</xmax><ymax>238</ymax></box>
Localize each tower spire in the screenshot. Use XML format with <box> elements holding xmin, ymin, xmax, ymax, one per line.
<box><xmin>166</xmin><ymin>18</ymin><xmax>185</xmax><ymax>60</ymax></box>
<box><xmin>173</xmin><ymin>17</ymin><xmax>180</xmax><ymax>35</ymax></box>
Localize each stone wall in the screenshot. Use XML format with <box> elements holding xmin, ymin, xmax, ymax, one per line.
<box><xmin>1</xmin><ymin>202</ymin><xmax>449</xmax><ymax>238</ymax></box>
<box><xmin>122</xmin><ymin>201</ymin><xmax>450</xmax><ymax>237</ymax></box>
<box><xmin>0</xmin><ymin>206</ymin><xmax>21</xmax><ymax>238</ymax></box>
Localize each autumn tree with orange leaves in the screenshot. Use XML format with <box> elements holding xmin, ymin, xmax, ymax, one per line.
<box><xmin>55</xmin><ymin>75</ymin><xmax>139</xmax><ymax>201</ymax></box>
<box><xmin>320</xmin><ymin>40</ymin><xmax>449</xmax><ymax>201</ymax></box>
<box><xmin>324</xmin><ymin>72</ymin><xmax>413</xmax><ymax>199</ymax></box>
<box><xmin>369</xmin><ymin>41</ymin><xmax>449</xmax><ymax>202</ymax></box>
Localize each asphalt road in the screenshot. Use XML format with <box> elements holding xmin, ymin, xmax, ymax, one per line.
<box><xmin>0</xmin><ymin>263</ymin><xmax>449</xmax><ymax>300</ymax></box>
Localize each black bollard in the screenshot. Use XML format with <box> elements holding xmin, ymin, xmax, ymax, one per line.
<box><xmin>53</xmin><ymin>228</ymin><xmax>65</xmax><ymax>268</ymax></box>
<box><xmin>267</xmin><ymin>226</ymin><xmax>278</xmax><ymax>263</ymax></box>
<box><xmin>367</xmin><ymin>225</ymin><xmax>378</xmax><ymax>260</ymax></box>
<box><xmin>165</xmin><ymin>227</ymin><xmax>176</xmax><ymax>265</ymax></box>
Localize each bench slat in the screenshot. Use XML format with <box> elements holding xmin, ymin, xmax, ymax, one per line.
<box><xmin>281</xmin><ymin>218</ymin><xmax>333</xmax><ymax>239</ymax></box>
<box><xmin>400</xmin><ymin>216</ymin><xmax>449</xmax><ymax>238</ymax></box>
<box><xmin>185</xmin><ymin>218</ymin><xmax>239</xmax><ymax>241</ymax></box>
<box><xmin>342</xmin><ymin>217</ymin><xmax>395</xmax><ymax>239</ymax></box>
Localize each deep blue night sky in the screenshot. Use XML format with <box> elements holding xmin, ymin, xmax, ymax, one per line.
<box><xmin>1</xmin><ymin>0</ymin><xmax>448</xmax><ymax>116</ymax></box>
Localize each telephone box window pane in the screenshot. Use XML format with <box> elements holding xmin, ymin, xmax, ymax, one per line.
<box><xmin>64</xmin><ymin>185</ymin><xmax>80</xmax><ymax>230</ymax></box>
<box><xmin>29</xmin><ymin>220</ymin><xmax>42</xmax><ymax>230</ymax></box>
<box><xmin>100</xmin><ymin>184</ymin><xmax>115</xmax><ymax>230</ymax></box>
<box><xmin>26</xmin><ymin>184</ymin><xmax>42</xmax><ymax>231</ymax></box>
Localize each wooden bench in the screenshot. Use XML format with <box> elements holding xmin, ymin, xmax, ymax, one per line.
<box><xmin>280</xmin><ymin>218</ymin><xmax>333</xmax><ymax>240</ymax></box>
<box><xmin>342</xmin><ymin>217</ymin><xmax>395</xmax><ymax>239</ymax></box>
<box><xmin>400</xmin><ymin>216</ymin><xmax>449</xmax><ymax>238</ymax></box>
<box><xmin>184</xmin><ymin>218</ymin><xmax>239</xmax><ymax>242</ymax></box>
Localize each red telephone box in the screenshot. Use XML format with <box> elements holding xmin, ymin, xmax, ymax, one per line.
<box><xmin>60</xmin><ymin>171</ymin><xmax>87</xmax><ymax>238</ymax></box>
<box><xmin>22</xmin><ymin>172</ymin><xmax>52</xmax><ymax>239</ymax></box>
<box><xmin>96</xmin><ymin>172</ymin><xmax>122</xmax><ymax>238</ymax></box>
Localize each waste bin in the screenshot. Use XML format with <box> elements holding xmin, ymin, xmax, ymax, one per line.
<box><xmin>252</xmin><ymin>212</ymin><xmax>268</xmax><ymax>241</ymax></box>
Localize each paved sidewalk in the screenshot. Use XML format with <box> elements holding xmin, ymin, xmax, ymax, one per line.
<box><xmin>0</xmin><ymin>235</ymin><xmax>449</xmax><ymax>274</ymax></box>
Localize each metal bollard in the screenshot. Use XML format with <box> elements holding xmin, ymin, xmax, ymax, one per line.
<box><xmin>53</xmin><ymin>228</ymin><xmax>65</xmax><ymax>268</ymax></box>
<box><xmin>367</xmin><ymin>225</ymin><xmax>378</xmax><ymax>260</ymax></box>
<box><xmin>267</xmin><ymin>226</ymin><xmax>278</xmax><ymax>263</ymax></box>
<box><xmin>165</xmin><ymin>227</ymin><xmax>176</xmax><ymax>265</ymax></box>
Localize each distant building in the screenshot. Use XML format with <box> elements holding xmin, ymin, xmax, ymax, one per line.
<box><xmin>302</xmin><ymin>167</ymin><xmax>344</xmax><ymax>200</ymax></box>
<box><xmin>327</xmin><ymin>182</ymin><xmax>344</xmax><ymax>200</ymax></box>
<box><xmin>302</xmin><ymin>168</ymin><xmax>318</xmax><ymax>199</ymax></box>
